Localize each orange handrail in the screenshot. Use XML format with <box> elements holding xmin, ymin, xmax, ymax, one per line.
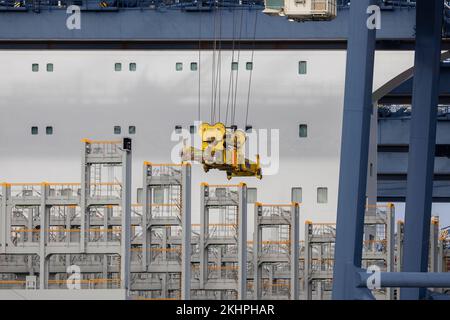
<box><xmin>255</xmin><ymin>203</ymin><xmax>299</xmax><ymax>207</ymax></box>
<box><xmin>201</xmin><ymin>183</ymin><xmax>246</xmax><ymax>188</ymax></box>
<box><xmin>12</xmin><ymin>228</ymin><xmax>121</xmax><ymax>233</ymax></box>
<box><xmin>0</xmin><ymin>280</ymin><xmax>26</xmax><ymax>285</ymax></box>
<box><xmin>144</xmin><ymin>162</ymin><xmax>189</xmax><ymax>167</ymax></box>
<box><xmin>48</xmin><ymin>279</ymin><xmax>120</xmax><ymax>285</ymax></box>
<box><xmin>82</xmin><ymin>139</ymin><xmax>122</xmax><ymax>144</ymax></box>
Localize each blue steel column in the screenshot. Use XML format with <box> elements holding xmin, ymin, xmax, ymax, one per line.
<box><xmin>237</xmin><ymin>183</ymin><xmax>247</xmax><ymax>300</ymax></box>
<box><xmin>332</xmin><ymin>0</ymin><xmax>377</xmax><ymax>299</ymax></box>
<box><xmin>121</xmin><ymin>139</ymin><xmax>132</xmax><ymax>297</ymax></box>
<box><xmin>401</xmin><ymin>0</ymin><xmax>443</xmax><ymax>300</ymax></box>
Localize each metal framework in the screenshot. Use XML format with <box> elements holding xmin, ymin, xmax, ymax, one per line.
<box><xmin>135</xmin><ymin>162</ymin><xmax>191</xmax><ymax>299</ymax></box>
<box><xmin>0</xmin><ymin>164</ymin><xmax>448</xmax><ymax>300</ymax></box>
<box><xmin>0</xmin><ymin>0</ymin><xmax>420</xmax><ymax>11</ymax></box>
<box><xmin>0</xmin><ymin>1</ymin><xmax>425</xmax><ymax>50</ymax></box>
<box><xmin>304</xmin><ymin>205</ymin><xmax>394</xmax><ymax>300</ymax></box>
<box><xmin>373</xmin><ymin>53</ymin><xmax>450</xmax><ymax>202</ymax></box>
<box><xmin>0</xmin><ymin>138</ymin><xmax>132</xmax><ymax>297</ymax></box>
<box><xmin>333</xmin><ymin>0</ymin><xmax>450</xmax><ymax>300</ymax></box>
<box><xmin>253</xmin><ymin>203</ymin><xmax>299</xmax><ymax>300</ymax></box>
<box><xmin>0</xmin><ymin>0</ymin><xmax>449</xmax><ymax>301</ymax></box>
<box><xmin>197</xmin><ymin>183</ymin><xmax>247</xmax><ymax>300</ymax></box>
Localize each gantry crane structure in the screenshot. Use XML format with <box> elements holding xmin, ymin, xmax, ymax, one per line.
<box><xmin>1</xmin><ymin>0</ymin><xmax>450</xmax><ymax>300</ymax></box>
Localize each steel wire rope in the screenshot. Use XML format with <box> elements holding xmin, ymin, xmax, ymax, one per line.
<box><xmin>198</xmin><ymin>8</ymin><xmax>202</xmax><ymax>122</ymax></box>
<box><xmin>212</xmin><ymin>1</ymin><xmax>223</xmax><ymax>124</ymax></box>
<box><xmin>217</xmin><ymin>2</ymin><xmax>223</xmax><ymax>123</ymax></box>
<box><xmin>225</xmin><ymin>8</ymin><xmax>237</xmax><ymax>127</ymax></box>
<box><xmin>245</xmin><ymin>9</ymin><xmax>258</xmax><ymax>129</ymax></box>
<box><xmin>231</xmin><ymin>7</ymin><xmax>244</xmax><ymax>126</ymax></box>
<box><xmin>211</xmin><ymin>1</ymin><xmax>219</xmax><ymax>123</ymax></box>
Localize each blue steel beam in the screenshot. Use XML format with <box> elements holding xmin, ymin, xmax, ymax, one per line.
<box><xmin>376</xmin><ymin>55</ymin><xmax>450</xmax><ymax>202</ymax></box>
<box><xmin>378</xmin><ymin>153</ymin><xmax>450</xmax><ymax>176</ymax></box>
<box><xmin>377</xmin><ymin>116</ymin><xmax>450</xmax><ymax>202</ymax></box>
<box><xmin>0</xmin><ymin>0</ymin><xmax>417</xmax><ymax>11</ymax></box>
<box><xmin>358</xmin><ymin>272</ymin><xmax>450</xmax><ymax>288</ymax></box>
<box><xmin>378</xmin><ymin>180</ymin><xmax>450</xmax><ymax>203</ymax></box>
<box><xmin>332</xmin><ymin>0</ymin><xmax>376</xmax><ymax>300</ymax></box>
<box><xmin>380</xmin><ymin>63</ymin><xmax>450</xmax><ymax>103</ymax></box>
<box><xmin>378</xmin><ymin>117</ymin><xmax>450</xmax><ymax>146</ymax></box>
<box><xmin>401</xmin><ymin>0</ymin><xmax>443</xmax><ymax>300</ymax></box>
<box><xmin>373</xmin><ymin>51</ymin><xmax>450</xmax><ymax>104</ymax></box>
<box><xmin>0</xmin><ymin>8</ymin><xmax>417</xmax><ymax>46</ymax></box>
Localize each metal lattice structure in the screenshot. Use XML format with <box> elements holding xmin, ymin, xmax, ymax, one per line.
<box><xmin>253</xmin><ymin>203</ymin><xmax>299</xmax><ymax>300</ymax></box>
<box><xmin>333</xmin><ymin>0</ymin><xmax>450</xmax><ymax>300</ymax></box>
<box><xmin>0</xmin><ymin>139</ymin><xmax>132</xmax><ymax>298</ymax></box>
<box><xmin>131</xmin><ymin>162</ymin><xmax>191</xmax><ymax>299</ymax></box>
<box><xmin>195</xmin><ymin>183</ymin><xmax>247</xmax><ymax>300</ymax></box>
<box><xmin>0</xmin><ymin>139</ymin><xmax>448</xmax><ymax>299</ymax></box>
<box><xmin>304</xmin><ymin>205</ymin><xmax>395</xmax><ymax>300</ymax></box>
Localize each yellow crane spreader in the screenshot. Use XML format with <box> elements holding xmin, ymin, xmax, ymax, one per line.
<box><xmin>181</xmin><ymin>122</ymin><xmax>262</xmax><ymax>180</ymax></box>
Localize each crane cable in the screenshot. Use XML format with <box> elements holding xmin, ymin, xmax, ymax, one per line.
<box><xmin>218</xmin><ymin>4</ymin><xmax>223</xmax><ymax>123</ymax></box>
<box><xmin>225</xmin><ymin>9</ymin><xmax>237</xmax><ymax>127</ymax></box>
<box><xmin>245</xmin><ymin>9</ymin><xmax>258</xmax><ymax>129</ymax></box>
<box><xmin>231</xmin><ymin>7</ymin><xmax>244</xmax><ymax>126</ymax></box>
<box><xmin>197</xmin><ymin>9</ymin><xmax>202</xmax><ymax>121</ymax></box>
<box><xmin>195</xmin><ymin>7</ymin><xmax>256</xmax><ymax>130</ymax></box>
<box><xmin>213</xmin><ymin>1</ymin><xmax>223</xmax><ymax>123</ymax></box>
<box><xmin>210</xmin><ymin>1</ymin><xmax>218</xmax><ymax>123</ymax></box>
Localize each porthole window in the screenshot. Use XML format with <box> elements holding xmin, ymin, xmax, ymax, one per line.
<box><xmin>114</xmin><ymin>63</ymin><xmax>122</xmax><ymax>72</ymax></box>
<box><xmin>176</xmin><ymin>63</ymin><xmax>183</xmax><ymax>71</ymax></box>
<box><xmin>299</xmin><ymin>124</ymin><xmax>308</xmax><ymax>138</ymax></box>
<box><xmin>317</xmin><ymin>187</ymin><xmax>328</xmax><ymax>204</ymax></box>
<box><xmin>291</xmin><ymin>187</ymin><xmax>302</xmax><ymax>203</ymax></box>
<box><xmin>46</xmin><ymin>126</ymin><xmax>53</xmax><ymax>135</ymax></box>
<box><xmin>246</xmin><ymin>62</ymin><xmax>253</xmax><ymax>70</ymax></box>
<box><xmin>299</xmin><ymin>61</ymin><xmax>307</xmax><ymax>75</ymax></box>
<box><xmin>129</xmin><ymin>126</ymin><xmax>136</xmax><ymax>134</ymax></box>
<box><xmin>31</xmin><ymin>126</ymin><xmax>38</xmax><ymax>135</ymax></box>
<box><xmin>190</xmin><ymin>62</ymin><xmax>198</xmax><ymax>71</ymax></box>
<box><xmin>114</xmin><ymin>126</ymin><xmax>121</xmax><ymax>135</ymax></box>
<box><xmin>129</xmin><ymin>63</ymin><xmax>137</xmax><ymax>72</ymax></box>
<box><xmin>32</xmin><ymin>64</ymin><xmax>39</xmax><ymax>72</ymax></box>
<box><xmin>47</xmin><ymin>63</ymin><xmax>53</xmax><ymax>72</ymax></box>
<box><xmin>231</xmin><ymin>62</ymin><xmax>238</xmax><ymax>71</ymax></box>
